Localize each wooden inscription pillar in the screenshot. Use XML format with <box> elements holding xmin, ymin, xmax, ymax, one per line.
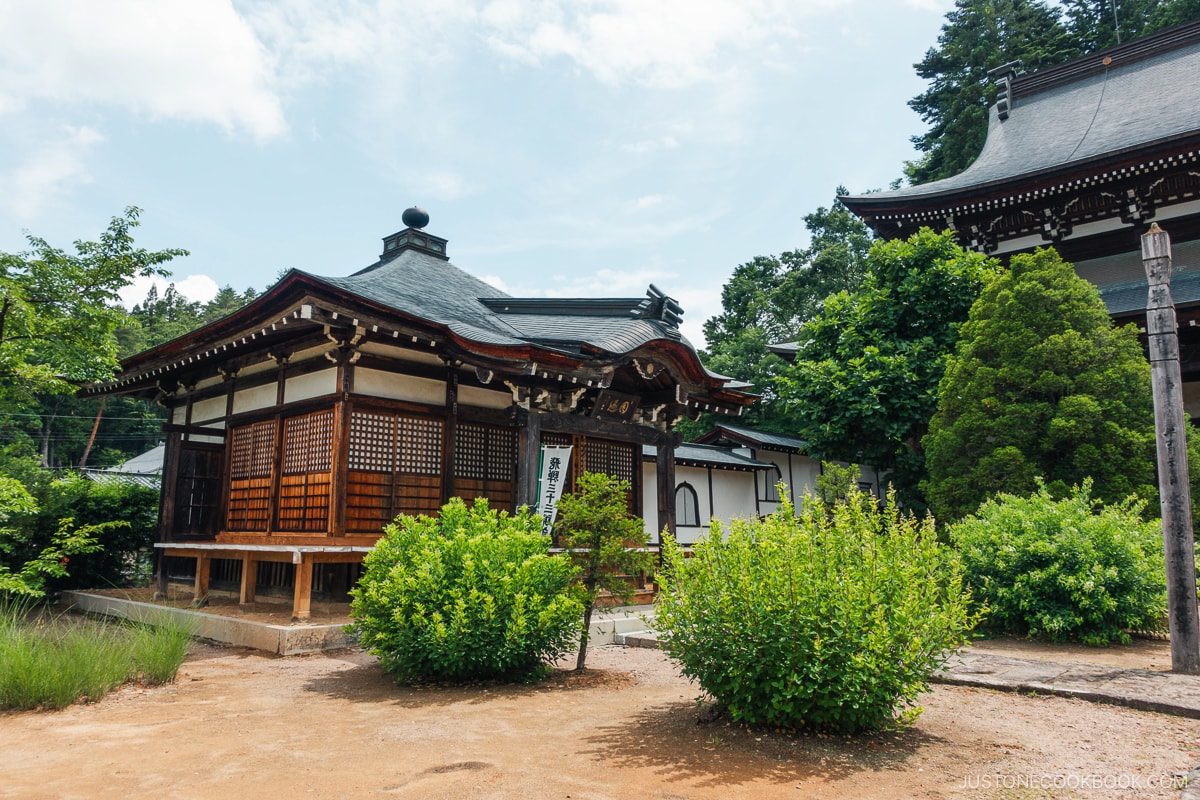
<box><xmin>1142</xmin><ymin>223</ymin><xmax>1200</xmax><ymax>674</ymax></box>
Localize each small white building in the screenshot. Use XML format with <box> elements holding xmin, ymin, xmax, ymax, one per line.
<box><xmin>642</xmin><ymin>423</ymin><xmax>880</xmax><ymax>545</ymax></box>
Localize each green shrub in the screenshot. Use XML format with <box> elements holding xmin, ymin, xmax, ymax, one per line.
<box><xmin>349</xmin><ymin>498</ymin><xmax>585</xmax><ymax>683</ymax></box>
<box><xmin>655</xmin><ymin>490</ymin><xmax>974</xmax><ymax>733</ymax></box>
<box><xmin>555</xmin><ymin>472</ymin><xmax>653</xmax><ymax>670</ymax></box>
<box><xmin>949</xmin><ymin>480</ymin><xmax>1166</xmax><ymax>645</ymax></box>
<box><xmin>0</xmin><ymin>602</ymin><xmax>192</xmax><ymax>710</ymax></box>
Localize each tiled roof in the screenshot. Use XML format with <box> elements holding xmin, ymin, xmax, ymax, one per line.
<box><xmin>1100</xmin><ymin>269</ymin><xmax>1200</xmax><ymax>315</ymax></box>
<box><xmin>642</xmin><ymin>442</ymin><xmax>775</xmax><ymax>470</ymax></box>
<box><xmin>695</xmin><ymin>423</ymin><xmax>809</xmax><ymax>453</ymax></box>
<box><xmin>309</xmin><ymin>248</ymin><xmax>686</xmax><ymax>357</ymax></box>
<box><xmin>843</xmin><ymin>22</ymin><xmax>1200</xmax><ymax>206</ymax></box>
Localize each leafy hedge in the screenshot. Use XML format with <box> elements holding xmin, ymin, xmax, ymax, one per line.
<box><xmin>655</xmin><ymin>490</ymin><xmax>974</xmax><ymax>733</ymax></box>
<box><xmin>349</xmin><ymin>498</ymin><xmax>584</xmax><ymax>683</ymax></box>
<box><xmin>949</xmin><ymin>480</ymin><xmax>1166</xmax><ymax>645</ymax></box>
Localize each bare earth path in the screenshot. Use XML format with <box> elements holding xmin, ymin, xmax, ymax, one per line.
<box><xmin>1</xmin><ymin>642</ymin><xmax>1197</xmax><ymax>800</ymax></box>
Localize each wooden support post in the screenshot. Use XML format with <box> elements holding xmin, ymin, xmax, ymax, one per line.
<box><xmin>154</xmin><ymin>550</ymin><xmax>169</xmax><ymax>600</ymax></box>
<box><xmin>516</xmin><ymin>410</ymin><xmax>542</xmax><ymax>509</ymax></box>
<box><xmin>239</xmin><ymin>554</ymin><xmax>257</xmax><ymax>609</ymax></box>
<box><xmin>656</xmin><ymin>438</ymin><xmax>678</xmax><ymax>545</ymax></box>
<box><xmin>1142</xmin><ymin>223</ymin><xmax>1200</xmax><ymax>674</ymax></box>
<box><xmin>292</xmin><ymin>555</ymin><xmax>313</xmax><ymax>622</ymax></box>
<box><xmin>193</xmin><ymin>553</ymin><xmax>211</xmax><ymax>607</ymax></box>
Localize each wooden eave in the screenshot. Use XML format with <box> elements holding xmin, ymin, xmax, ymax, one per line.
<box><xmin>845</xmin><ymin>136</ymin><xmax>1200</xmax><ymax>245</ymax></box>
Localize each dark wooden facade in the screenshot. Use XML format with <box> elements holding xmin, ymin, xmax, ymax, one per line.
<box><xmin>87</xmin><ymin>221</ymin><xmax>754</xmax><ymax>618</ymax></box>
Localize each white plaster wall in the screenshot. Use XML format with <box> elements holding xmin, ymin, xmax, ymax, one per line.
<box><xmin>190</xmin><ymin>396</ymin><xmax>227</xmax><ymax>426</ymax></box>
<box><xmin>171</xmin><ymin>406</ymin><xmax>187</xmax><ymax>424</ymax></box>
<box><xmin>285</xmin><ymin>368</ymin><xmax>337</xmax><ymax>403</ymax></box>
<box><xmin>710</xmin><ymin>471</ymin><xmax>758</xmax><ymax>531</ymax></box>
<box><xmin>353</xmin><ymin>368</ymin><xmax>445</xmax><ymax>406</ymax></box>
<box><xmin>672</xmin><ymin>465</ymin><xmax>711</xmax><ymax>542</ymax></box>
<box><xmin>459</xmin><ymin>385</ymin><xmax>511</xmax><ymax>410</ymax></box>
<box><xmin>359</xmin><ymin>341</ymin><xmax>444</xmax><ymax>365</ymax></box>
<box><xmin>232</xmin><ymin>383</ymin><xmax>277</xmax><ymax>415</ymax></box>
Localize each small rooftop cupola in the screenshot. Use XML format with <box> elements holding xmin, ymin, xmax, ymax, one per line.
<box><xmin>380</xmin><ymin>206</ymin><xmax>449</xmax><ymax>262</ymax></box>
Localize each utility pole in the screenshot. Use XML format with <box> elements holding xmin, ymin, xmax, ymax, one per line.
<box><xmin>1142</xmin><ymin>223</ymin><xmax>1200</xmax><ymax>674</ymax></box>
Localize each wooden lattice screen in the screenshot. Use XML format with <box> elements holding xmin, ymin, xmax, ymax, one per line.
<box><xmin>226</xmin><ymin>419</ymin><xmax>277</xmax><ymax>531</ymax></box>
<box><xmin>540</xmin><ymin>433</ymin><xmax>637</xmax><ymax>512</ymax></box>
<box><xmin>277</xmin><ymin>409</ymin><xmax>334</xmax><ymax>532</ymax></box>
<box><xmin>172</xmin><ymin>443</ymin><xmax>223</xmax><ymax>538</ymax></box>
<box><xmin>346</xmin><ymin>410</ymin><xmax>444</xmax><ymax>533</ymax></box>
<box><xmin>454</xmin><ymin>422</ymin><xmax>516</xmax><ymax>509</ymax></box>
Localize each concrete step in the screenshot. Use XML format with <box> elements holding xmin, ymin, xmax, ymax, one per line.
<box><xmin>587</xmin><ymin>605</ymin><xmax>655</xmax><ymax>645</ymax></box>
<box><xmin>612</xmin><ymin>630</ymin><xmax>661</xmax><ymax>649</ymax></box>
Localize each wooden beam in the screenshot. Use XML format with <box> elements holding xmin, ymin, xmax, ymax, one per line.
<box><xmin>656</xmin><ymin>442</ymin><xmax>677</xmax><ymax>545</ymax></box>
<box><xmin>193</xmin><ymin>553</ymin><xmax>211</xmax><ymax>606</ymax></box>
<box><xmin>239</xmin><ymin>554</ymin><xmax>257</xmax><ymax>609</ymax></box>
<box><xmin>292</xmin><ymin>557</ymin><xmax>314</xmax><ymax>622</ymax></box>
<box><xmin>516</xmin><ymin>410</ymin><xmax>541</xmax><ymax>509</ymax></box>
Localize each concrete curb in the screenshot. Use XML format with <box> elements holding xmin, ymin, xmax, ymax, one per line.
<box><xmin>62</xmin><ymin>591</ymin><xmax>356</xmax><ymax>656</ymax></box>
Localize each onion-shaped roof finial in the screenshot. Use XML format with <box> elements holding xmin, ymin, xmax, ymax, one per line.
<box><xmin>402</xmin><ymin>206</ymin><xmax>430</xmax><ymax>229</ymax></box>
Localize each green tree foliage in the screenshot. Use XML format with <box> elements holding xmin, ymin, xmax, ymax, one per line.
<box><xmin>923</xmin><ymin>248</ymin><xmax>1156</xmax><ymax>521</ymax></box>
<box><xmin>0</xmin><ymin>477</ymin><xmax>105</xmax><ymax>598</ymax></box>
<box><xmin>777</xmin><ymin>229</ymin><xmax>997</xmax><ymax>508</ymax></box>
<box><xmin>907</xmin><ymin>0</ymin><xmax>1077</xmax><ymax>185</ymax></box>
<box><xmin>695</xmin><ymin>191</ymin><xmax>872</xmax><ymax>433</ymax></box>
<box><xmin>349</xmin><ymin>498</ymin><xmax>584</xmax><ymax>683</ymax></box>
<box><xmin>0</xmin><ymin>208</ymin><xmax>186</xmax><ymax>401</ymax></box>
<box><xmin>656</xmin><ymin>490</ymin><xmax>974</xmax><ymax>733</ymax></box>
<box><xmin>949</xmin><ymin>481</ymin><xmax>1166</xmax><ymax>644</ymax></box>
<box><xmin>554</xmin><ymin>472</ymin><xmax>653</xmax><ymax>670</ymax></box>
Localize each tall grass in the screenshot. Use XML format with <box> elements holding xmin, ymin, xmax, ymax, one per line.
<box><xmin>0</xmin><ymin>602</ymin><xmax>194</xmax><ymax>710</ymax></box>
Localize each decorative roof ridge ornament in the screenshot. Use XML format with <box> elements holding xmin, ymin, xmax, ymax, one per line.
<box><xmin>379</xmin><ymin>206</ymin><xmax>448</xmax><ymax>262</ymax></box>
<box><xmin>630</xmin><ymin>284</ymin><xmax>684</xmax><ymax>338</ymax></box>
<box><xmin>988</xmin><ymin>60</ymin><xmax>1020</xmax><ymax>121</ymax></box>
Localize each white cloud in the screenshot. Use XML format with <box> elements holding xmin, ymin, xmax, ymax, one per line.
<box><xmin>0</xmin><ymin>0</ymin><xmax>285</xmax><ymax>140</ymax></box>
<box><xmin>479</xmin><ymin>0</ymin><xmax>823</xmax><ymax>89</ymax></box>
<box><xmin>630</xmin><ymin>194</ymin><xmax>665</xmax><ymax>210</ymax></box>
<box><xmin>620</xmin><ymin>136</ymin><xmax>679</xmax><ymax>154</ymax></box>
<box><xmin>0</xmin><ymin>126</ymin><xmax>104</xmax><ymax>220</ymax></box>
<box><xmin>119</xmin><ymin>274</ymin><xmax>220</xmax><ymax>310</ymax></box>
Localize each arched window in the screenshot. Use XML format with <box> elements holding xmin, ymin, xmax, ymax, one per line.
<box><xmin>761</xmin><ymin>465</ymin><xmax>783</xmax><ymax>503</ymax></box>
<box><xmin>675</xmin><ymin>483</ymin><xmax>701</xmax><ymax>527</ymax></box>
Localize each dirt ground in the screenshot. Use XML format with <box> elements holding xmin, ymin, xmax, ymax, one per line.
<box><xmin>1</xmin><ymin>634</ymin><xmax>1196</xmax><ymax>800</ymax></box>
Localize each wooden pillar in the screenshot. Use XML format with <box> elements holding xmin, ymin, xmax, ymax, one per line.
<box><xmin>516</xmin><ymin>410</ymin><xmax>542</xmax><ymax>509</ymax></box>
<box><xmin>656</xmin><ymin>438</ymin><xmax>677</xmax><ymax>545</ymax></box>
<box><xmin>330</xmin><ymin>398</ymin><xmax>350</xmax><ymax>536</ymax></box>
<box><xmin>292</xmin><ymin>555</ymin><xmax>313</xmax><ymax>622</ymax></box>
<box><xmin>193</xmin><ymin>553</ymin><xmax>211</xmax><ymax>607</ymax></box>
<box><xmin>442</xmin><ymin>365</ymin><xmax>459</xmax><ymax>504</ymax></box>
<box><xmin>154</xmin><ymin>550</ymin><xmax>169</xmax><ymax>599</ymax></box>
<box><xmin>1142</xmin><ymin>224</ymin><xmax>1200</xmax><ymax>674</ymax></box>
<box><xmin>239</xmin><ymin>554</ymin><xmax>257</xmax><ymax>609</ymax></box>
<box><xmin>157</xmin><ymin>430</ymin><xmax>182</xmax><ymax>543</ymax></box>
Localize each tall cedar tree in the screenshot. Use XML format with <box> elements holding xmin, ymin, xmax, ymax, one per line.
<box><xmin>777</xmin><ymin>229</ymin><xmax>997</xmax><ymax>509</ymax></box>
<box><xmin>553</xmin><ymin>472</ymin><xmax>652</xmax><ymax>670</ymax></box>
<box><xmin>922</xmin><ymin>248</ymin><xmax>1156</xmax><ymax>521</ymax></box>
<box><xmin>695</xmin><ymin>191</ymin><xmax>872</xmax><ymax>435</ymax></box>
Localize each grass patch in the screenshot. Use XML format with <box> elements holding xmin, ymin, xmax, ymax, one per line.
<box><xmin>0</xmin><ymin>602</ymin><xmax>194</xmax><ymax>710</ymax></box>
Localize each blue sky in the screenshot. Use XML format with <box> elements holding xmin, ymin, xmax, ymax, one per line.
<box><xmin>0</xmin><ymin>0</ymin><xmax>954</xmax><ymax>348</ymax></box>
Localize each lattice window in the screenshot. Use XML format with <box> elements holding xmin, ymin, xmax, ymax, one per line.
<box><xmin>455</xmin><ymin>423</ymin><xmax>488</xmax><ymax>480</ymax></box>
<box><xmin>349</xmin><ymin>411</ymin><xmax>397</xmax><ymax>472</ymax></box>
<box><xmin>455</xmin><ymin>423</ymin><xmax>516</xmax><ymax>482</ymax></box>
<box><xmin>397</xmin><ymin>416</ymin><xmax>443</xmax><ymax>475</ymax></box>
<box><xmin>230</xmin><ymin>420</ymin><xmax>276</xmax><ymax>479</ymax></box>
<box><xmin>585</xmin><ymin>439</ymin><xmax>635</xmax><ymax>484</ymax></box>
<box><xmin>282</xmin><ymin>410</ymin><xmax>334</xmax><ymax>475</ymax></box>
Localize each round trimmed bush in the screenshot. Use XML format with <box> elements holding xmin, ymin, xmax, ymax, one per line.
<box><xmin>349</xmin><ymin>498</ymin><xmax>584</xmax><ymax>683</ymax></box>
<box><xmin>655</xmin><ymin>490</ymin><xmax>974</xmax><ymax>733</ymax></box>
<box><xmin>949</xmin><ymin>480</ymin><xmax>1166</xmax><ymax>645</ymax></box>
